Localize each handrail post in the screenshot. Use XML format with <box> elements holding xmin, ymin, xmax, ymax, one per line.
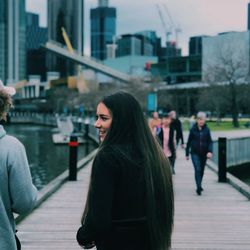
<box><xmin>68</xmin><ymin>135</ymin><xmax>78</xmax><ymax>181</ymax></box>
<box><xmin>218</xmin><ymin>137</ymin><xmax>227</xmax><ymax>182</ymax></box>
<box><xmin>84</xmin><ymin>117</ymin><xmax>90</xmax><ymax>139</ymax></box>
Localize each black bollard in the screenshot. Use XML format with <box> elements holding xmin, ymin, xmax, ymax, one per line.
<box><xmin>84</xmin><ymin>122</ymin><xmax>89</xmax><ymax>138</ymax></box>
<box><xmin>68</xmin><ymin>135</ymin><xmax>78</xmax><ymax>181</ymax></box>
<box><xmin>218</xmin><ymin>137</ymin><xmax>227</xmax><ymax>182</ymax></box>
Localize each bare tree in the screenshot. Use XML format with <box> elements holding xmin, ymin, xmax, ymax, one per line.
<box><xmin>203</xmin><ymin>43</ymin><xmax>248</xmax><ymax>127</ymax></box>
<box><xmin>197</xmin><ymin>85</ymin><xmax>228</xmax><ymax>124</ymax></box>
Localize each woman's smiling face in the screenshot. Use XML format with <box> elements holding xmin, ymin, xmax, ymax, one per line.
<box><xmin>94</xmin><ymin>102</ymin><xmax>113</xmax><ymax>142</ymax></box>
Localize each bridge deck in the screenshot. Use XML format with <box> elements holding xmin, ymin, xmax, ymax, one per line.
<box><xmin>18</xmin><ymin>149</ymin><xmax>250</xmax><ymax>249</ymax></box>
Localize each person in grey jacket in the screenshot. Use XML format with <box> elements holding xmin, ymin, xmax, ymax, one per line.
<box><xmin>0</xmin><ymin>81</ymin><xmax>37</xmax><ymax>250</ymax></box>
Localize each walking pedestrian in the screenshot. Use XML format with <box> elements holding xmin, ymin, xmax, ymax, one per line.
<box><xmin>157</xmin><ymin>113</ymin><xmax>176</xmax><ymax>174</ymax></box>
<box><xmin>189</xmin><ymin>115</ymin><xmax>196</xmax><ymax>130</ymax></box>
<box><xmin>0</xmin><ymin>80</ymin><xmax>37</xmax><ymax>250</ymax></box>
<box><xmin>169</xmin><ymin>110</ymin><xmax>184</xmax><ymax>148</ymax></box>
<box><xmin>148</xmin><ymin>111</ymin><xmax>161</xmax><ymax>136</ymax></box>
<box><xmin>76</xmin><ymin>91</ymin><xmax>174</xmax><ymax>250</ymax></box>
<box><xmin>186</xmin><ymin>112</ymin><xmax>213</xmax><ymax>195</ymax></box>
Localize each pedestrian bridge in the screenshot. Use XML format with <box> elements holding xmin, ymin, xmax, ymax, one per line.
<box><xmin>17</xmin><ymin>147</ymin><xmax>250</xmax><ymax>249</ymax></box>
<box><xmin>42</xmin><ymin>41</ymin><xmax>131</xmax><ymax>83</ymax></box>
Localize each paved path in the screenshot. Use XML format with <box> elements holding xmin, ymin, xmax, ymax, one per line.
<box><xmin>18</xmin><ymin>149</ymin><xmax>250</xmax><ymax>250</ymax></box>
<box><xmin>17</xmin><ymin>164</ymin><xmax>92</xmax><ymax>250</ymax></box>
<box><xmin>172</xmin><ymin>150</ymin><xmax>250</xmax><ymax>250</ymax></box>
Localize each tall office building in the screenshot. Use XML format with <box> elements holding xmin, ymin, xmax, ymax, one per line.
<box><xmin>189</xmin><ymin>36</ymin><xmax>206</xmax><ymax>56</ymax></box>
<box><xmin>248</xmin><ymin>2</ymin><xmax>250</xmax><ymax>30</ymax></box>
<box><xmin>90</xmin><ymin>1</ymin><xmax>116</xmax><ymax>60</ymax></box>
<box><xmin>47</xmin><ymin>0</ymin><xmax>84</xmax><ymax>76</ymax></box>
<box><xmin>0</xmin><ymin>0</ymin><xmax>26</xmax><ymax>84</ymax></box>
<box><xmin>116</xmin><ymin>34</ymin><xmax>154</xmax><ymax>57</ymax></box>
<box><xmin>26</xmin><ymin>12</ymin><xmax>48</xmax><ymax>80</ymax></box>
<box><xmin>135</xmin><ymin>30</ymin><xmax>162</xmax><ymax>57</ymax></box>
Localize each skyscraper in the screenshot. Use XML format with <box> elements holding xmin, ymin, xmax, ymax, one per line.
<box><xmin>135</xmin><ymin>30</ymin><xmax>162</xmax><ymax>57</ymax></box>
<box><xmin>26</xmin><ymin>12</ymin><xmax>48</xmax><ymax>80</ymax></box>
<box><xmin>248</xmin><ymin>2</ymin><xmax>250</xmax><ymax>30</ymax></box>
<box><xmin>0</xmin><ymin>0</ymin><xmax>26</xmax><ymax>84</ymax></box>
<box><xmin>90</xmin><ymin>0</ymin><xmax>116</xmax><ymax>60</ymax></box>
<box><xmin>189</xmin><ymin>36</ymin><xmax>203</xmax><ymax>56</ymax></box>
<box><xmin>47</xmin><ymin>0</ymin><xmax>84</xmax><ymax>76</ymax></box>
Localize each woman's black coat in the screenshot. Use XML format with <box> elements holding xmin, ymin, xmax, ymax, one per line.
<box><xmin>76</xmin><ymin>145</ymin><xmax>150</xmax><ymax>250</ymax></box>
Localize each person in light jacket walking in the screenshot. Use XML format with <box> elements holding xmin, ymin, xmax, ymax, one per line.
<box><xmin>186</xmin><ymin>112</ymin><xmax>213</xmax><ymax>195</ymax></box>
<box><xmin>0</xmin><ymin>80</ymin><xmax>37</xmax><ymax>250</ymax></box>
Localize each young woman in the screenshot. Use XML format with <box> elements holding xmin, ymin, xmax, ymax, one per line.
<box><xmin>76</xmin><ymin>91</ymin><xmax>174</xmax><ymax>250</ymax></box>
<box><xmin>0</xmin><ymin>81</ymin><xmax>37</xmax><ymax>250</ymax></box>
<box><xmin>186</xmin><ymin>112</ymin><xmax>213</xmax><ymax>195</ymax></box>
<box><xmin>157</xmin><ymin>113</ymin><xmax>176</xmax><ymax>174</ymax></box>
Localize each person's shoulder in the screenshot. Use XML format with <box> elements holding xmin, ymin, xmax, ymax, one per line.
<box><xmin>97</xmin><ymin>144</ymin><xmax>136</xmax><ymax>166</ymax></box>
<box><xmin>95</xmin><ymin>145</ymin><xmax>121</xmax><ymax>163</ymax></box>
<box><xmin>190</xmin><ymin>123</ymin><xmax>197</xmax><ymax>132</ymax></box>
<box><xmin>204</xmin><ymin>124</ymin><xmax>211</xmax><ymax>133</ymax></box>
<box><xmin>1</xmin><ymin>134</ymin><xmax>23</xmax><ymax>148</ymax></box>
<box><xmin>176</xmin><ymin>118</ymin><xmax>182</xmax><ymax>124</ymax></box>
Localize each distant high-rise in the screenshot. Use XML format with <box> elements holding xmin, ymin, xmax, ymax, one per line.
<box><xmin>0</xmin><ymin>0</ymin><xmax>26</xmax><ymax>84</ymax></box>
<box><xmin>47</xmin><ymin>0</ymin><xmax>84</xmax><ymax>76</ymax></box>
<box><xmin>248</xmin><ymin>2</ymin><xmax>250</xmax><ymax>30</ymax></box>
<box><xmin>26</xmin><ymin>12</ymin><xmax>48</xmax><ymax>80</ymax></box>
<box><xmin>116</xmin><ymin>34</ymin><xmax>154</xmax><ymax>57</ymax></box>
<box><xmin>189</xmin><ymin>36</ymin><xmax>202</xmax><ymax>56</ymax></box>
<box><xmin>26</xmin><ymin>13</ymin><xmax>48</xmax><ymax>50</ymax></box>
<box><xmin>90</xmin><ymin>1</ymin><xmax>116</xmax><ymax>60</ymax></box>
<box><xmin>117</xmin><ymin>35</ymin><xmax>142</xmax><ymax>57</ymax></box>
<box><xmin>135</xmin><ymin>30</ymin><xmax>162</xmax><ymax>57</ymax></box>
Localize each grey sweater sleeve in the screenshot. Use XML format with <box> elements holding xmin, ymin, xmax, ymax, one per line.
<box><xmin>8</xmin><ymin>139</ymin><xmax>38</xmax><ymax>215</ymax></box>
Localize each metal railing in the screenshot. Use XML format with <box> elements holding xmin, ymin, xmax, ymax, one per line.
<box><xmin>9</xmin><ymin>112</ymin><xmax>56</xmax><ymax>126</ymax></box>
<box><xmin>211</xmin><ymin>137</ymin><xmax>250</xmax><ymax>167</ymax></box>
<box><xmin>10</xmin><ymin>112</ymin><xmax>100</xmax><ymax>143</ymax></box>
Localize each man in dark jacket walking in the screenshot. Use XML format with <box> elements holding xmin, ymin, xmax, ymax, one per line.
<box><xmin>169</xmin><ymin>111</ymin><xmax>184</xmax><ymax>147</ymax></box>
<box><xmin>186</xmin><ymin>112</ymin><xmax>213</xmax><ymax>195</ymax></box>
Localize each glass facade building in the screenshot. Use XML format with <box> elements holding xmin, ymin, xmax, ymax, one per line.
<box><xmin>90</xmin><ymin>6</ymin><xmax>116</xmax><ymax>60</ymax></box>
<box><xmin>117</xmin><ymin>35</ymin><xmax>142</xmax><ymax>57</ymax></box>
<box><xmin>116</xmin><ymin>34</ymin><xmax>155</xmax><ymax>57</ymax></box>
<box><xmin>189</xmin><ymin>36</ymin><xmax>206</xmax><ymax>56</ymax></box>
<box><xmin>26</xmin><ymin>12</ymin><xmax>48</xmax><ymax>80</ymax></box>
<box><xmin>135</xmin><ymin>30</ymin><xmax>161</xmax><ymax>57</ymax></box>
<box><xmin>0</xmin><ymin>0</ymin><xmax>26</xmax><ymax>84</ymax></box>
<box><xmin>248</xmin><ymin>3</ymin><xmax>250</xmax><ymax>30</ymax></box>
<box><xmin>47</xmin><ymin>0</ymin><xmax>84</xmax><ymax>76</ymax></box>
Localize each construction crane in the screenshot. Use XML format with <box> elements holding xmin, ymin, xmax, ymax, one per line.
<box><xmin>156</xmin><ymin>4</ymin><xmax>172</xmax><ymax>43</ymax></box>
<box><xmin>61</xmin><ymin>27</ymin><xmax>88</xmax><ymax>93</ymax></box>
<box><xmin>162</xmin><ymin>3</ymin><xmax>182</xmax><ymax>48</ymax></box>
<box><xmin>61</xmin><ymin>27</ymin><xmax>74</xmax><ymax>53</ymax></box>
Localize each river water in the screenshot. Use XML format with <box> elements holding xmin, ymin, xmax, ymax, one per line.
<box><xmin>5</xmin><ymin>124</ymin><xmax>97</xmax><ymax>190</ymax></box>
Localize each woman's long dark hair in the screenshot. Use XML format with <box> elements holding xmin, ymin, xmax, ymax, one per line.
<box><xmin>83</xmin><ymin>91</ymin><xmax>174</xmax><ymax>249</ymax></box>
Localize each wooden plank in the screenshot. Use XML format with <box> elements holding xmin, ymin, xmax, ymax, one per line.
<box><xmin>18</xmin><ymin>149</ymin><xmax>250</xmax><ymax>250</ymax></box>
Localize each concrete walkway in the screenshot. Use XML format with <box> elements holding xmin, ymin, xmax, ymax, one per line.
<box><xmin>18</xmin><ymin>149</ymin><xmax>250</xmax><ymax>250</ymax></box>
<box><xmin>172</xmin><ymin>150</ymin><xmax>250</xmax><ymax>249</ymax></box>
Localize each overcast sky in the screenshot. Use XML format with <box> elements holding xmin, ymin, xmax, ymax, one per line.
<box><xmin>26</xmin><ymin>0</ymin><xmax>250</xmax><ymax>55</ymax></box>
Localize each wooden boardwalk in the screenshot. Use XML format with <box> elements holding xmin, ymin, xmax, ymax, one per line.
<box><xmin>18</xmin><ymin>149</ymin><xmax>250</xmax><ymax>250</ymax></box>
